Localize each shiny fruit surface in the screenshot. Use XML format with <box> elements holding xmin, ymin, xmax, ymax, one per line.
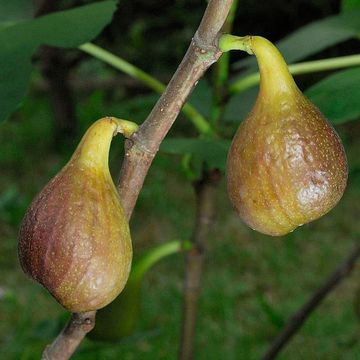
<box><xmin>227</xmin><ymin>37</ymin><xmax>348</xmax><ymax>236</ymax></box>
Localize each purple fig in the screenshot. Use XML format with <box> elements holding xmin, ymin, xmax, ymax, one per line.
<box><xmin>18</xmin><ymin>117</ymin><xmax>135</xmax><ymax>311</ymax></box>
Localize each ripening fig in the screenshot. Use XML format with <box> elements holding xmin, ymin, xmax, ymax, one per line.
<box><xmin>225</xmin><ymin>36</ymin><xmax>348</xmax><ymax>236</ymax></box>
<box><xmin>18</xmin><ymin>117</ymin><xmax>138</xmax><ymax>312</ymax></box>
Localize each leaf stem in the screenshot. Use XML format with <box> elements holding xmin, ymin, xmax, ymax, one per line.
<box><xmin>132</xmin><ymin>240</ymin><xmax>193</xmax><ymax>283</ymax></box>
<box><xmin>229</xmin><ymin>54</ymin><xmax>360</xmax><ymax>94</ymax></box>
<box><xmin>79</xmin><ymin>43</ymin><xmax>164</xmax><ymax>92</ymax></box>
<box><xmin>79</xmin><ymin>43</ymin><xmax>213</xmax><ymax>135</ymax></box>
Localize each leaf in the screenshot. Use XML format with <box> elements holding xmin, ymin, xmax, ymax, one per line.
<box><xmin>232</xmin><ymin>10</ymin><xmax>360</xmax><ymax>73</ymax></box>
<box><xmin>342</xmin><ymin>0</ymin><xmax>360</xmax><ymax>12</ymax></box>
<box><xmin>223</xmin><ymin>87</ymin><xmax>258</xmax><ymax>123</ymax></box>
<box><xmin>0</xmin><ymin>0</ymin><xmax>117</xmax><ymax>122</ymax></box>
<box><xmin>28</xmin><ymin>1</ymin><xmax>117</xmax><ymax>48</ymax></box>
<box><xmin>0</xmin><ymin>0</ymin><xmax>33</xmax><ymax>24</ymax></box>
<box><xmin>160</xmin><ymin>138</ymin><xmax>231</xmax><ymax>170</ymax></box>
<box><xmin>257</xmin><ymin>293</ymin><xmax>285</xmax><ymax>329</ymax></box>
<box><xmin>188</xmin><ymin>79</ymin><xmax>213</xmax><ymax>118</ymax></box>
<box><xmin>305</xmin><ymin>67</ymin><xmax>360</xmax><ymax>124</ymax></box>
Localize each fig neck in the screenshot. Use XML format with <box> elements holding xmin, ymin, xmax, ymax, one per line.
<box><xmin>250</xmin><ymin>36</ymin><xmax>299</xmax><ymax>100</ymax></box>
<box><xmin>71</xmin><ymin>117</ymin><xmax>118</xmax><ymax>172</ymax></box>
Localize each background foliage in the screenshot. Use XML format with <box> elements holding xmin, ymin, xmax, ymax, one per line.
<box><xmin>0</xmin><ymin>0</ymin><xmax>359</xmax><ymax>359</ymax></box>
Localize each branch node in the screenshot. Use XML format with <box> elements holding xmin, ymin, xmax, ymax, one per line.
<box><xmin>131</xmin><ymin>132</ymin><xmax>159</xmax><ymax>156</ymax></box>
<box><xmin>193</xmin><ymin>31</ymin><xmax>221</xmax><ymax>59</ymax></box>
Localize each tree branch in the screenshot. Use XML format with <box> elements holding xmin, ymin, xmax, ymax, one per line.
<box><xmin>118</xmin><ymin>0</ymin><xmax>234</xmax><ymax>218</ymax></box>
<box><xmin>178</xmin><ymin>4</ymin><xmax>238</xmax><ymax>358</ymax></box>
<box><xmin>179</xmin><ymin>170</ymin><xmax>221</xmax><ymax>360</ymax></box>
<box><xmin>41</xmin><ymin>311</ymin><xmax>96</xmax><ymax>360</ymax></box>
<box><xmin>41</xmin><ymin>1</ymin><xmax>233</xmax><ymax>358</ymax></box>
<box><xmin>261</xmin><ymin>242</ymin><xmax>360</xmax><ymax>360</ymax></box>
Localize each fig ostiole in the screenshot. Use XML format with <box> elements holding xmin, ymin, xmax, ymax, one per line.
<box><xmin>222</xmin><ymin>35</ymin><xmax>348</xmax><ymax>236</ymax></box>
<box><xmin>18</xmin><ymin>117</ymin><xmax>138</xmax><ymax>312</ymax></box>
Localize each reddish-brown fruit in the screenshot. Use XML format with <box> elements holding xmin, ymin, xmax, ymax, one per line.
<box><xmin>226</xmin><ymin>36</ymin><xmax>348</xmax><ymax>236</ymax></box>
<box><xmin>18</xmin><ymin>117</ymin><xmax>132</xmax><ymax>311</ymax></box>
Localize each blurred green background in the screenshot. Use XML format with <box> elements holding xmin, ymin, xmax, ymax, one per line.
<box><xmin>0</xmin><ymin>0</ymin><xmax>360</xmax><ymax>359</ymax></box>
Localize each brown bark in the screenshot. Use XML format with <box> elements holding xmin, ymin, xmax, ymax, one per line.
<box><xmin>41</xmin><ymin>311</ymin><xmax>96</xmax><ymax>360</ymax></box>
<box><xmin>117</xmin><ymin>0</ymin><xmax>234</xmax><ymax>218</ymax></box>
<box><xmin>179</xmin><ymin>170</ymin><xmax>221</xmax><ymax>360</ymax></box>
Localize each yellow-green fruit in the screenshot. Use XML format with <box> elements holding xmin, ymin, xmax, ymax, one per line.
<box><xmin>18</xmin><ymin>117</ymin><xmax>132</xmax><ymax>312</ymax></box>
<box><xmin>227</xmin><ymin>36</ymin><xmax>348</xmax><ymax>236</ymax></box>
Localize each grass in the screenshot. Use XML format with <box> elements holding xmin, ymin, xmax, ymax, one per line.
<box><xmin>0</xmin><ymin>93</ymin><xmax>359</xmax><ymax>360</ymax></box>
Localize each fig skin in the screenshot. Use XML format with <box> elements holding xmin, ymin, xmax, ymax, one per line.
<box><xmin>226</xmin><ymin>36</ymin><xmax>348</xmax><ymax>236</ymax></box>
<box><xmin>18</xmin><ymin>117</ymin><xmax>132</xmax><ymax>312</ymax></box>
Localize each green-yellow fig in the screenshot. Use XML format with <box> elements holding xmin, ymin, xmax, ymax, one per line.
<box><xmin>226</xmin><ymin>36</ymin><xmax>348</xmax><ymax>236</ymax></box>
<box><xmin>18</xmin><ymin>117</ymin><xmax>137</xmax><ymax>312</ymax></box>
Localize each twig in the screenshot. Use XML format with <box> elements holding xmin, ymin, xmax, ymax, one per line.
<box><xmin>178</xmin><ymin>3</ymin><xmax>238</xmax><ymax>358</ymax></box>
<box><xmin>41</xmin><ymin>311</ymin><xmax>96</xmax><ymax>360</ymax></box>
<box><xmin>179</xmin><ymin>170</ymin><xmax>221</xmax><ymax>360</ymax></box>
<box><xmin>41</xmin><ymin>1</ymin><xmax>233</xmax><ymax>358</ymax></box>
<box><xmin>261</xmin><ymin>242</ymin><xmax>360</xmax><ymax>360</ymax></box>
<box><xmin>117</xmin><ymin>0</ymin><xmax>234</xmax><ymax>217</ymax></box>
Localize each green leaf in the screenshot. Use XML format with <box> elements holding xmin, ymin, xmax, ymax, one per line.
<box><xmin>342</xmin><ymin>0</ymin><xmax>360</xmax><ymax>12</ymax></box>
<box><xmin>188</xmin><ymin>79</ymin><xmax>213</xmax><ymax>119</ymax></box>
<box><xmin>160</xmin><ymin>138</ymin><xmax>231</xmax><ymax>170</ymax></box>
<box><xmin>0</xmin><ymin>0</ymin><xmax>117</xmax><ymax>122</ymax></box>
<box><xmin>305</xmin><ymin>67</ymin><xmax>360</xmax><ymax>124</ymax></box>
<box><xmin>0</xmin><ymin>0</ymin><xmax>33</xmax><ymax>24</ymax></box>
<box><xmin>257</xmin><ymin>293</ymin><xmax>285</xmax><ymax>329</ymax></box>
<box><xmin>28</xmin><ymin>1</ymin><xmax>117</xmax><ymax>48</ymax></box>
<box><xmin>232</xmin><ymin>10</ymin><xmax>360</xmax><ymax>72</ymax></box>
<box><xmin>223</xmin><ymin>87</ymin><xmax>258</xmax><ymax>123</ymax></box>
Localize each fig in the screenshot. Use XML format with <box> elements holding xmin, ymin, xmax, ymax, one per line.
<box><xmin>18</xmin><ymin>117</ymin><xmax>137</xmax><ymax>312</ymax></box>
<box><xmin>226</xmin><ymin>36</ymin><xmax>348</xmax><ymax>236</ymax></box>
